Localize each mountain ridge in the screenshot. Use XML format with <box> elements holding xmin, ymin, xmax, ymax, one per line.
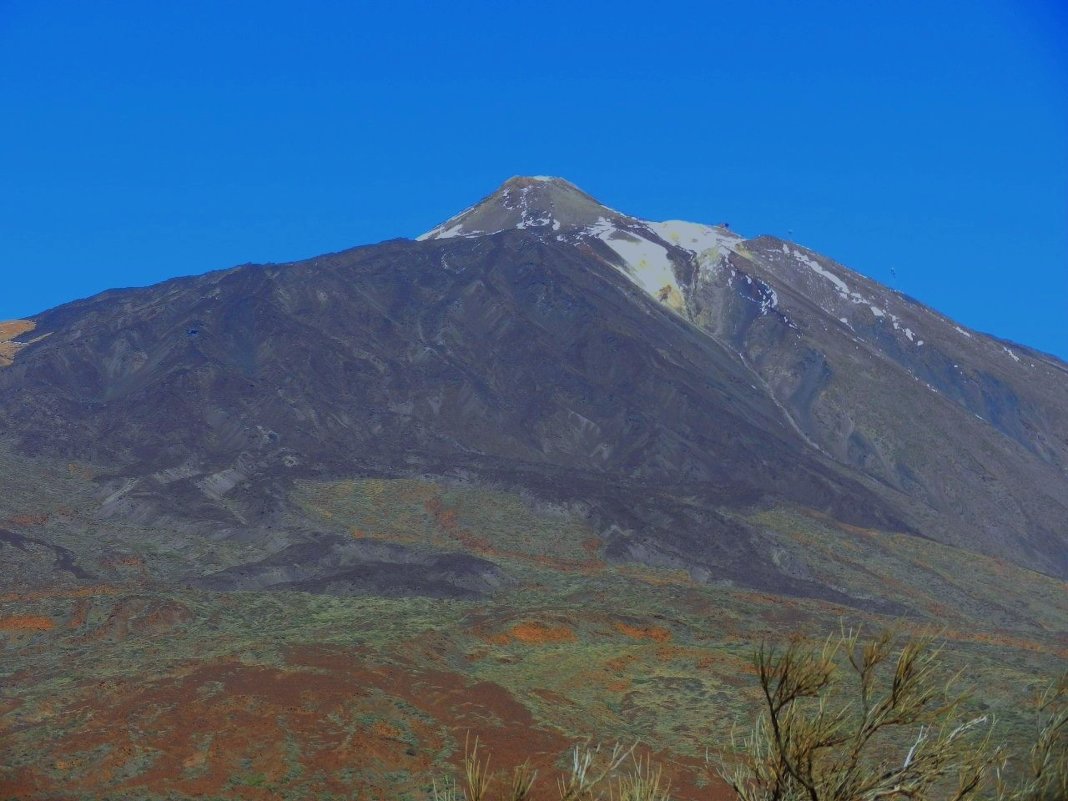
<box><xmin>1</xmin><ymin>177</ymin><xmax>1066</xmax><ymax>594</ymax></box>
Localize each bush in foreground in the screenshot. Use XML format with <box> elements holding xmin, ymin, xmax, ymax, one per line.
<box><xmin>432</xmin><ymin>739</ymin><xmax>671</xmax><ymax>801</ymax></box>
<box><xmin>432</xmin><ymin>630</ymin><xmax>1065</xmax><ymax>801</ymax></box>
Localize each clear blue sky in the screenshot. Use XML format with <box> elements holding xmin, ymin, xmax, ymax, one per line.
<box><xmin>2</xmin><ymin>1</ymin><xmax>1066</xmax><ymax>357</ymax></box>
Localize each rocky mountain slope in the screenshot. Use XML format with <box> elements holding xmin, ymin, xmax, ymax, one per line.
<box><xmin>3</xmin><ymin>177</ymin><xmax>1066</xmax><ymax>801</ymax></box>
<box><xmin>1</xmin><ymin>176</ymin><xmax>1065</xmax><ymax>597</ymax></box>
<box><xmin>421</xmin><ymin>177</ymin><xmax>1068</xmax><ymax>577</ymax></box>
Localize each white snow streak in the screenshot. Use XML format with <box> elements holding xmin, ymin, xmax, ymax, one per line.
<box><xmin>782</xmin><ymin>243</ymin><xmax>851</xmax><ymax>296</ymax></box>
<box><xmin>647</xmin><ymin>220</ymin><xmax>741</xmax><ymax>260</ymax></box>
<box><xmin>591</xmin><ymin>223</ymin><xmax>682</xmax><ymax>302</ymax></box>
<box><xmin>780</xmin><ymin>243</ymin><xmax>926</xmax><ymax>346</ymax></box>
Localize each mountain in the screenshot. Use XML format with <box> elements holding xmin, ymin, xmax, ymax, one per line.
<box><xmin>2</xmin><ymin>177</ymin><xmax>1066</xmax><ymax>801</ymax></box>
<box><xmin>1</xmin><ymin>176</ymin><xmax>1065</xmax><ymax>589</ymax></box>
<box><xmin>429</xmin><ymin>177</ymin><xmax>1068</xmax><ymax>578</ymax></box>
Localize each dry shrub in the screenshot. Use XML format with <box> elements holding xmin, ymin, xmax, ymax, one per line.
<box><xmin>434</xmin><ymin>740</ymin><xmax>668</xmax><ymax>801</ymax></box>
<box><xmin>715</xmin><ymin>628</ymin><xmax>998</xmax><ymax>801</ymax></box>
<box><xmin>430</xmin><ymin>630</ymin><xmax>1065</xmax><ymax>801</ymax></box>
<box><xmin>995</xmin><ymin>673</ymin><xmax>1067</xmax><ymax>801</ymax></box>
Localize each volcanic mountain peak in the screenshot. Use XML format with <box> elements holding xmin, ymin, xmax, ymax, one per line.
<box><xmin>0</xmin><ymin>171</ymin><xmax>1065</xmax><ymax>640</ymax></box>
<box><xmin>417</xmin><ymin>175</ymin><xmax>626</xmax><ymax>241</ymax></box>
<box><xmin>419</xmin><ymin>177</ymin><xmax>743</xmax><ymax>314</ymax></box>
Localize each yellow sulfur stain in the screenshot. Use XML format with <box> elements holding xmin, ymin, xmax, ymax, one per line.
<box><xmin>656</xmin><ymin>284</ymin><xmax>686</xmax><ymax>312</ymax></box>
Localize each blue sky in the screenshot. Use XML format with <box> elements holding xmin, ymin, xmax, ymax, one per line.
<box><xmin>2</xmin><ymin>0</ymin><xmax>1066</xmax><ymax>357</ymax></box>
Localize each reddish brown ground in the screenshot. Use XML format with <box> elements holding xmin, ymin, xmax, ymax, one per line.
<box><xmin>423</xmin><ymin>497</ymin><xmax>605</xmax><ymax>574</ymax></box>
<box><xmin>938</xmin><ymin>628</ymin><xmax>1068</xmax><ymax>659</ymax></box>
<box><xmin>0</xmin><ymin>643</ymin><xmax>589</xmax><ymax>801</ymax></box>
<box><xmin>4</xmin><ymin>512</ymin><xmax>50</xmax><ymax>527</ymax></box>
<box><xmin>0</xmin><ymin>320</ymin><xmax>36</xmax><ymax>367</ymax></box>
<box><xmin>0</xmin><ymin>321</ymin><xmax>34</xmax><ymax>338</ymax></box>
<box><xmin>484</xmin><ymin>621</ymin><xmax>578</xmax><ymax>645</ymax></box>
<box><xmin>615</xmin><ymin>622</ymin><xmax>673</xmax><ymax>642</ymax></box>
<box><xmin>0</xmin><ymin>587</ymin><xmax>738</xmax><ymax>801</ymax></box>
<box><xmin>0</xmin><ymin>615</ymin><xmax>55</xmax><ymax>631</ymax></box>
<box><xmin>98</xmin><ymin>553</ymin><xmax>147</xmax><ymax>570</ymax></box>
<box><xmin>85</xmin><ymin>597</ymin><xmax>195</xmax><ymax>641</ymax></box>
<box><xmin>509</xmin><ymin>622</ymin><xmax>577</xmax><ymax>644</ymax></box>
<box><xmin>0</xmin><ymin>584</ymin><xmax>124</xmax><ymax>603</ymax></box>
<box><xmin>66</xmin><ymin>598</ymin><xmax>92</xmax><ymax>629</ymax></box>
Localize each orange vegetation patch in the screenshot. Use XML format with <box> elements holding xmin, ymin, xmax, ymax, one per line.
<box><xmin>2</xmin><ymin>654</ymin><xmax>441</xmax><ymax>800</ymax></box>
<box><xmin>0</xmin><ymin>615</ymin><xmax>55</xmax><ymax>631</ymax></box>
<box><xmin>940</xmin><ymin>628</ymin><xmax>1068</xmax><ymax>661</ymax></box>
<box><xmin>0</xmin><ymin>645</ymin><xmax>580</xmax><ymax>801</ymax></box>
<box><xmin>97</xmin><ymin>554</ymin><xmax>148</xmax><ymax>576</ymax></box>
<box><xmin>423</xmin><ymin>496</ymin><xmax>605</xmax><ymax>574</ymax></box>
<box><xmin>5</xmin><ymin>512</ymin><xmax>50</xmax><ymax>527</ymax></box>
<box><xmin>67</xmin><ymin>462</ymin><xmax>95</xmax><ymax>480</ymax></box>
<box><xmin>0</xmin><ymin>640</ymin><xmax>741</xmax><ymax>801</ymax></box>
<box><xmin>0</xmin><ymin>320</ymin><xmax>37</xmax><ymax>367</ymax></box>
<box><xmin>614</xmin><ymin>564</ymin><xmax>694</xmax><ymax>587</ymax></box>
<box><xmin>0</xmin><ymin>584</ymin><xmax>124</xmax><ymax>603</ymax></box>
<box><xmin>371</xmin><ymin>720</ymin><xmax>402</xmax><ymax>739</ymax></box>
<box><xmin>614</xmin><ymin>622</ymin><xmax>672</xmax><ymax>642</ymax></box>
<box><xmin>85</xmin><ymin>596</ymin><xmax>194</xmax><ymax>642</ymax></box>
<box><xmin>605</xmin><ymin>653</ymin><xmax>638</xmax><ymax>671</ymax></box>
<box><xmin>509</xmin><ymin>622</ymin><xmax>577</xmax><ymax>644</ymax></box>
<box><xmin>99</xmin><ymin>554</ymin><xmax>145</xmax><ymax>568</ymax></box>
<box><xmin>67</xmin><ymin>599</ymin><xmax>91</xmax><ymax>630</ymax></box>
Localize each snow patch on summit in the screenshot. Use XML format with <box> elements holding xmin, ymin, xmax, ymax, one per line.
<box><xmin>508</xmin><ymin>183</ymin><xmax>555</xmax><ymax>230</ymax></box>
<box><xmin>647</xmin><ymin>220</ymin><xmax>742</xmax><ymax>261</ymax></box>
<box><xmin>417</xmin><ymin>178</ymin><xmax>569</xmax><ymax>240</ymax></box>
<box><xmin>646</xmin><ymin>221</ymin><xmax>781</xmax><ymax>317</ymax></box>
<box><xmin>584</xmin><ymin>218</ymin><xmax>685</xmax><ymax>312</ymax></box>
